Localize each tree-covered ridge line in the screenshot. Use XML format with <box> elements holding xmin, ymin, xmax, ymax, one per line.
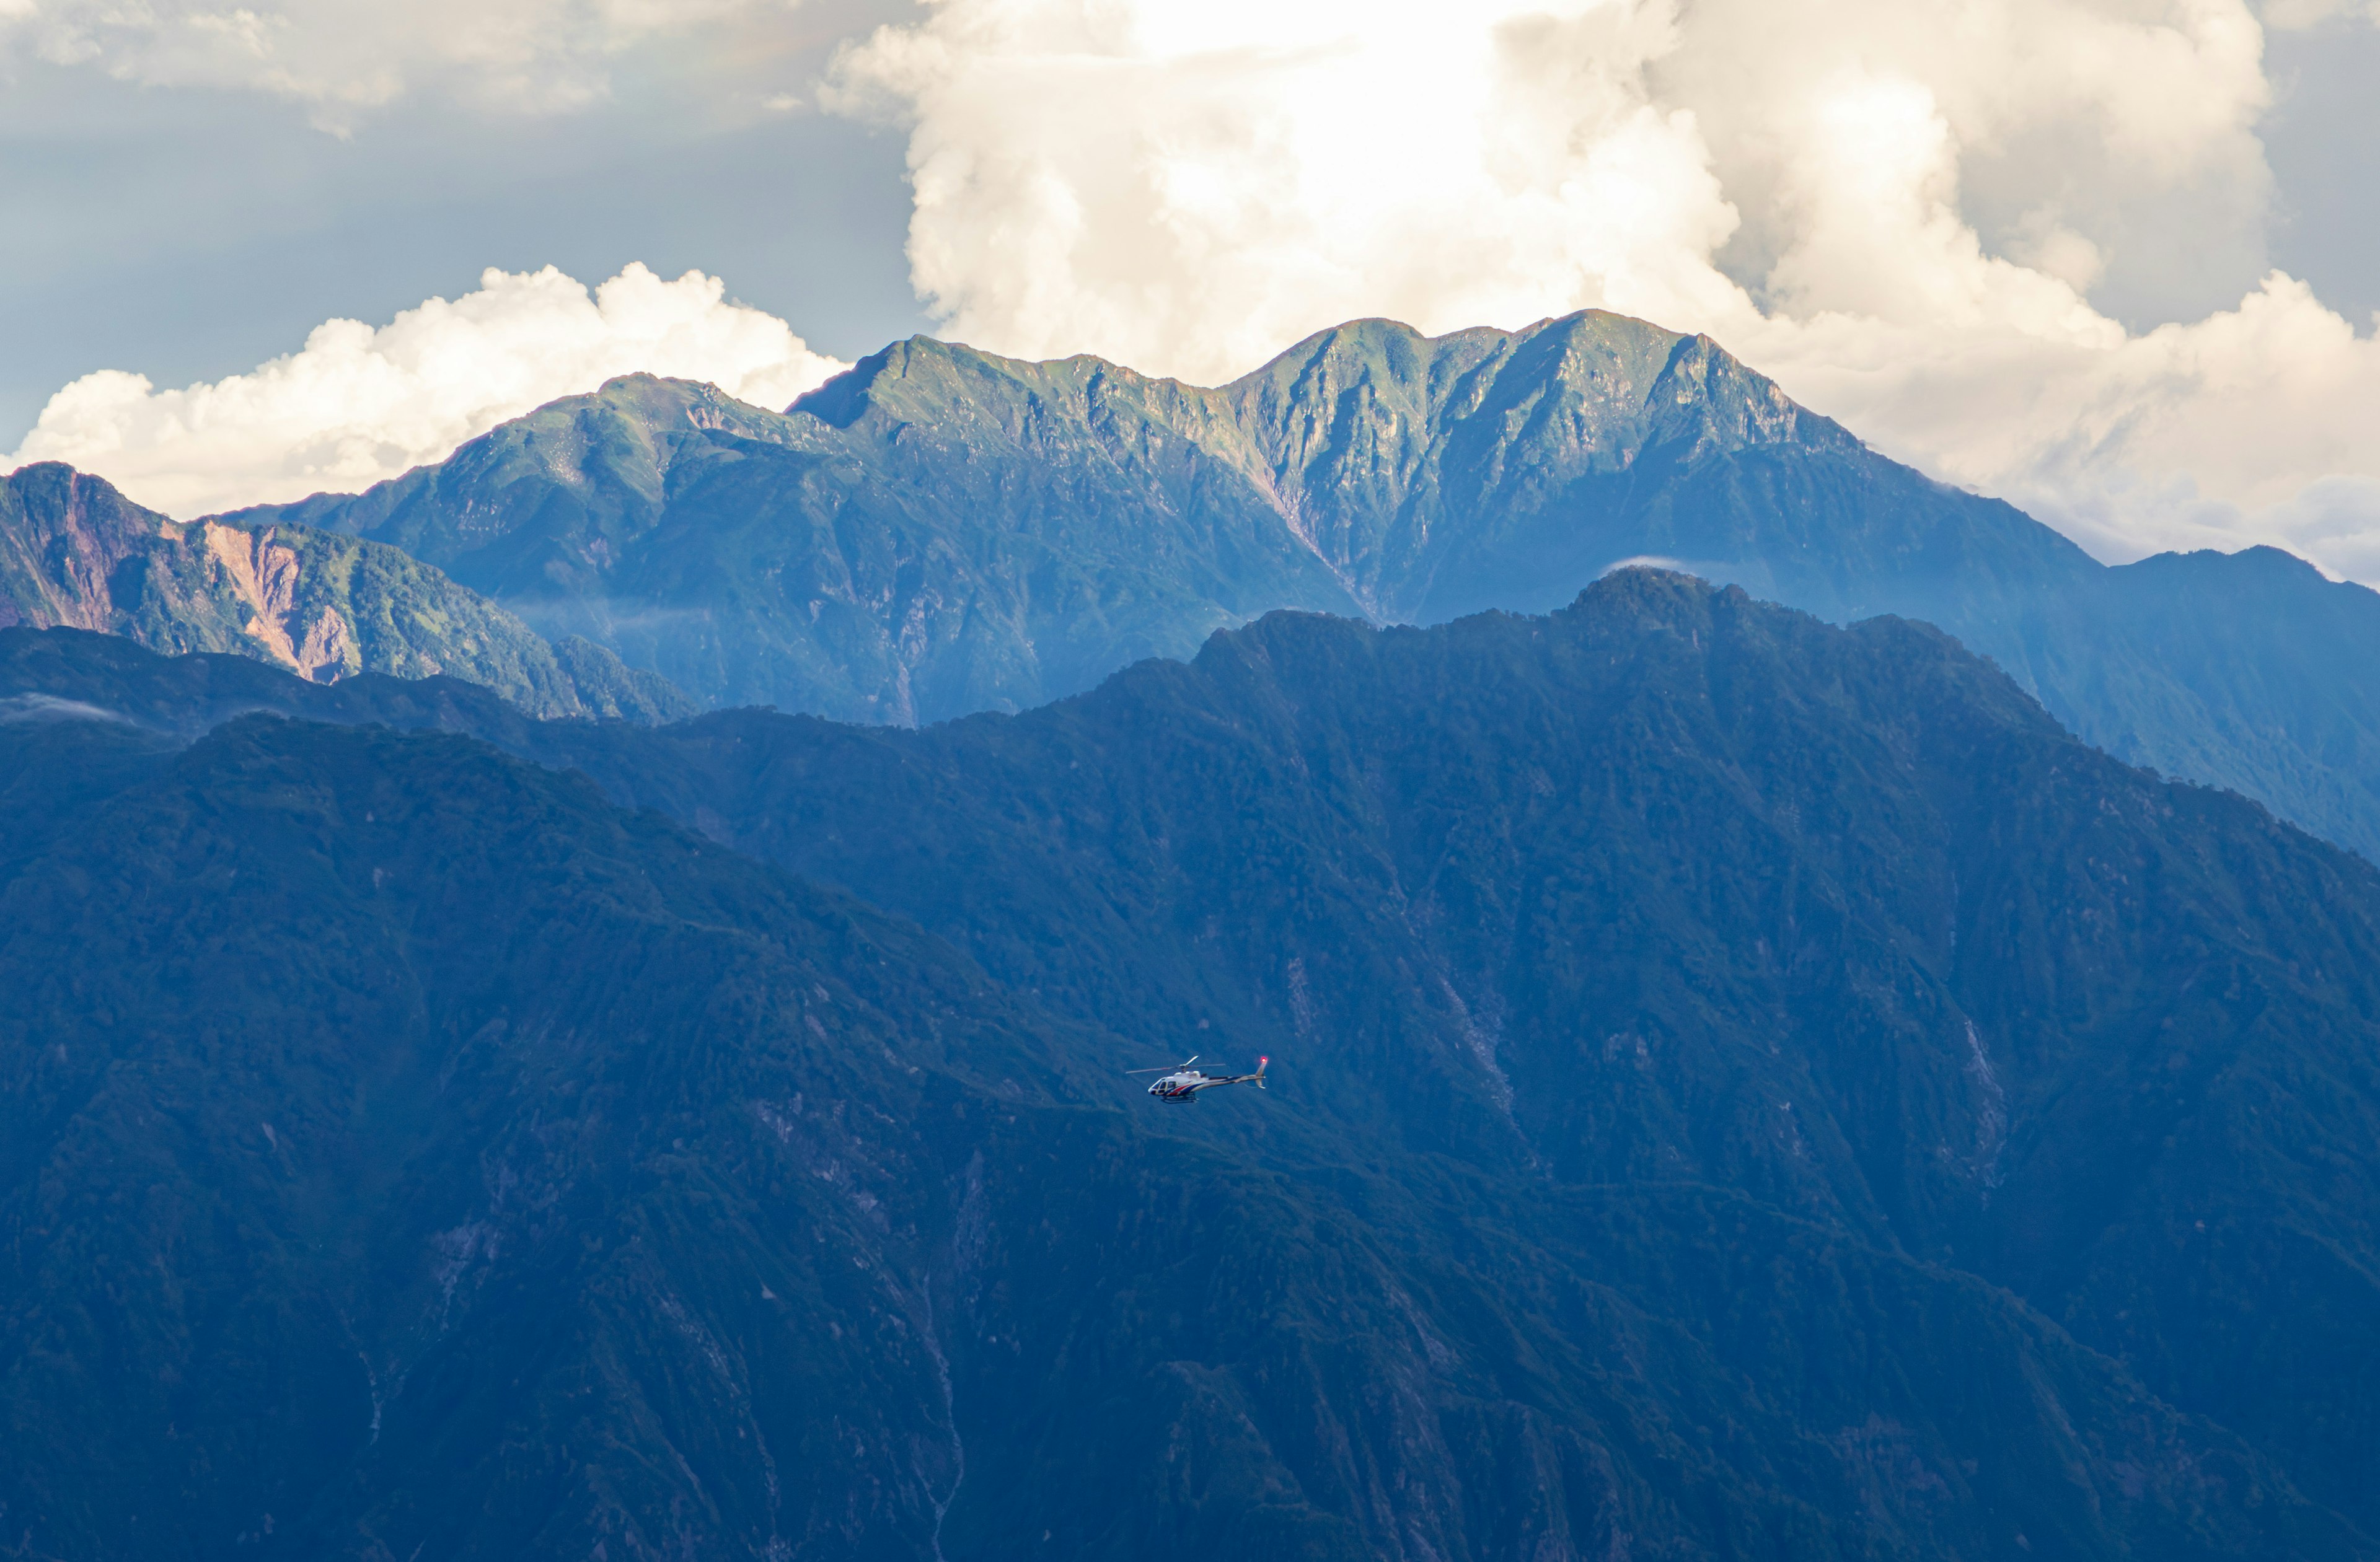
<box><xmin>4</xmin><ymin>576</ymin><xmax>2378</xmax><ymax>1556</ymax></box>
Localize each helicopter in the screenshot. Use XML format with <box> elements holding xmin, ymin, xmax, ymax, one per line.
<box><xmin>1126</xmin><ymin>1055</ymin><xmax>1269</xmax><ymax>1102</ymax></box>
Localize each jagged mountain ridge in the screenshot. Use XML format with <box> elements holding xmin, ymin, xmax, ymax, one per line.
<box><xmin>0</xmin><ymin>462</ymin><xmax>689</xmax><ymax>721</ymax></box>
<box><xmin>227</xmin><ymin>314</ymin><xmax>2006</xmax><ymax>716</ymax></box>
<box><xmin>8</xmin><ymin>578</ymin><xmax>2380</xmax><ymax>1555</ymax></box>
<box><xmin>225</xmin><ymin>312</ymin><xmax>2380</xmax><ymax>861</ymax></box>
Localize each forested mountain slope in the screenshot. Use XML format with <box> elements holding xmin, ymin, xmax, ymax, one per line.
<box><xmin>224</xmin><ymin>314</ymin><xmax>2380</xmax><ymax>861</ymax></box>
<box><xmin>7</xmin><ymin>575</ymin><xmax>2380</xmax><ymax>1556</ymax></box>
<box><xmin>500</xmin><ymin>571</ymin><xmax>2380</xmax><ymax>1542</ymax></box>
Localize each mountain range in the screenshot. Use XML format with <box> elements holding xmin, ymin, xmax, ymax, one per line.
<box><xmin>11</xmin><ymin>311</ymin><xmax>2380</xmax><ymax>863</ymax></box>
<box><xmin>11</xmin><ymin>306</ymin><xmax>2380</xmax><ymax>1558</ymax></box>
<box><xmin>215</xmin><ymin>311</ymin><xmax>2380</xmax><ymax>864</ymax></box>
<box><xmin>5</xmin><ymin>574</ymin><xmax>2380</xmax><ymax>1558</ymax></box>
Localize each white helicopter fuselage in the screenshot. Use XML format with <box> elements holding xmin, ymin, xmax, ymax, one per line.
<box><xmin>1140</xmin><ymin>1056</ymin><xmax>1269</xmax><ymax>1101</ymax></box>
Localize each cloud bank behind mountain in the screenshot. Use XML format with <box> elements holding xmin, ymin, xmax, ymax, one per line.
<box><xmin>9</xmin><ymin>0</ymin><xmax>2380</xmax><ymax>581</ymax></box>
<box><xmin>4</xmin><ymin>264</ymin><xmax>845</xmax><ymax>518</ymax></box>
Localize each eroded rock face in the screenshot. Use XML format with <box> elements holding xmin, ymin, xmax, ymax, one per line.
<box><xmin>293</xmin><ymin>602</ymin><xmax>351</xmax><ymax>680</ymax></box>
<box><xmin>0</xmin><ymin>463</ymin><xmax>690</xmax><ymax>719</ymax></box>
<box><xmin>202</xmin><ymin>521</ymin><xmax>354</xmax><ymax>682</ymax></box>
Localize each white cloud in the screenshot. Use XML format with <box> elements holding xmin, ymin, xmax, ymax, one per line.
<box><xmin>6</xmin><ymin>263</ymin><xmax>847</xmax><ymax>517</ymax></box>
<box><xmin>3</xmin><ymin>0</ymin><xmax>771</xmax><ymax>130</ymax></box>
<box><xmin>830</xmin><ymin>0</ymin><xmax>2380</xmax><ymax>582</ymax></box>
<box><xmin>827</xmin><ymin>0</ymin><xmax>1746</xmax><ymax>388</ymax></box>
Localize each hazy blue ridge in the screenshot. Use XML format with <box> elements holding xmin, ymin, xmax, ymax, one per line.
<box><xmin>0</xmin><ymin>462</ymin><xmax>692</xmax><ymax>722</ymax></box>
<box><xmin>215</xmin><ymin>310</ymin><xmax>2380</xmax><ymax>863</ymax></box>
<box><xmin>5</xmin><ymin>580</ymin><xmax>2379</xmax><ymax>1556</ymax></box>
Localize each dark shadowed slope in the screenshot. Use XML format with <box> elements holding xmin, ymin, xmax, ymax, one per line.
<box><xmin>226</xmin><ymin>314</ymin><xmax>2380</xmax><ymax>861</ymax></box>
<box><xmin>4</xmin><ymin>600</ymin><xmax>2378</xmax><ymax>1558</ymax></box>
<box><xmin>0</xmin><ymin>463</ymin><xmax>689</xmax><ymax>721</ymax></box>
<box><xmin>491</xmin><ymin>572</ymin><xmax>2380</xmax><ymax>1541</ymax></box>
<box><xmin>11</xmin><ymin>579</ymin><xmax>2380</xmax><ymax>1554</ymax></box>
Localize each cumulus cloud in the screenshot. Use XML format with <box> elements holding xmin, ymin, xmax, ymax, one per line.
<box><xmin>6</xmin><ymin>264</ymin><xmax>846</xmax><ymax>518</ymax></box>
<box><xmin>829</xmin><ymin>0</ymin><xmax>2380</xmax><ymax>582</ymax></box>
<box><xmin>2</xmin><ymin>0</ymin><xmax>770</xmax><ymax>129</ymax></box>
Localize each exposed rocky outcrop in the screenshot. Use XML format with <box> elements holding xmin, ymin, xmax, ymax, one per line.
<box><xmin>201</xmin><ymin>520</ymin><xmax>355</xmax><ymax>680</ymax></box>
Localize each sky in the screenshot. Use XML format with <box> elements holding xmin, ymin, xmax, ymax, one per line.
<box><xmin>1</xmin><ymin>0</ymin><xmax>2377</xmax><ymax>580</ymax></box>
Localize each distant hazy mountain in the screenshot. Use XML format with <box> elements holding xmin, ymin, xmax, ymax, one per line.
<box><xmin>224</xmin><ymin>311</ymin><xmax>2380</xmax><ymax>859</ymax></box>
<box><xmin>6</xmin><ymin>577</ymin><xmax>2378</xmax><ymax>1557</ymax></box>
<box><xmin>1</xmin><ymin>462</ymin><xmax>689</xmax><ymax>721</ymax></box>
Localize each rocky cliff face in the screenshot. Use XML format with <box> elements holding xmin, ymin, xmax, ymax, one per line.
<box><xmin>0</xmin><ymin>463</ymin><xmax>690</xmax><ymax>721</ymax></box>
<box><xmin>195</xmin><ymin>521</ymin><xmax>353</xmax><ymax>678</ymax></box>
